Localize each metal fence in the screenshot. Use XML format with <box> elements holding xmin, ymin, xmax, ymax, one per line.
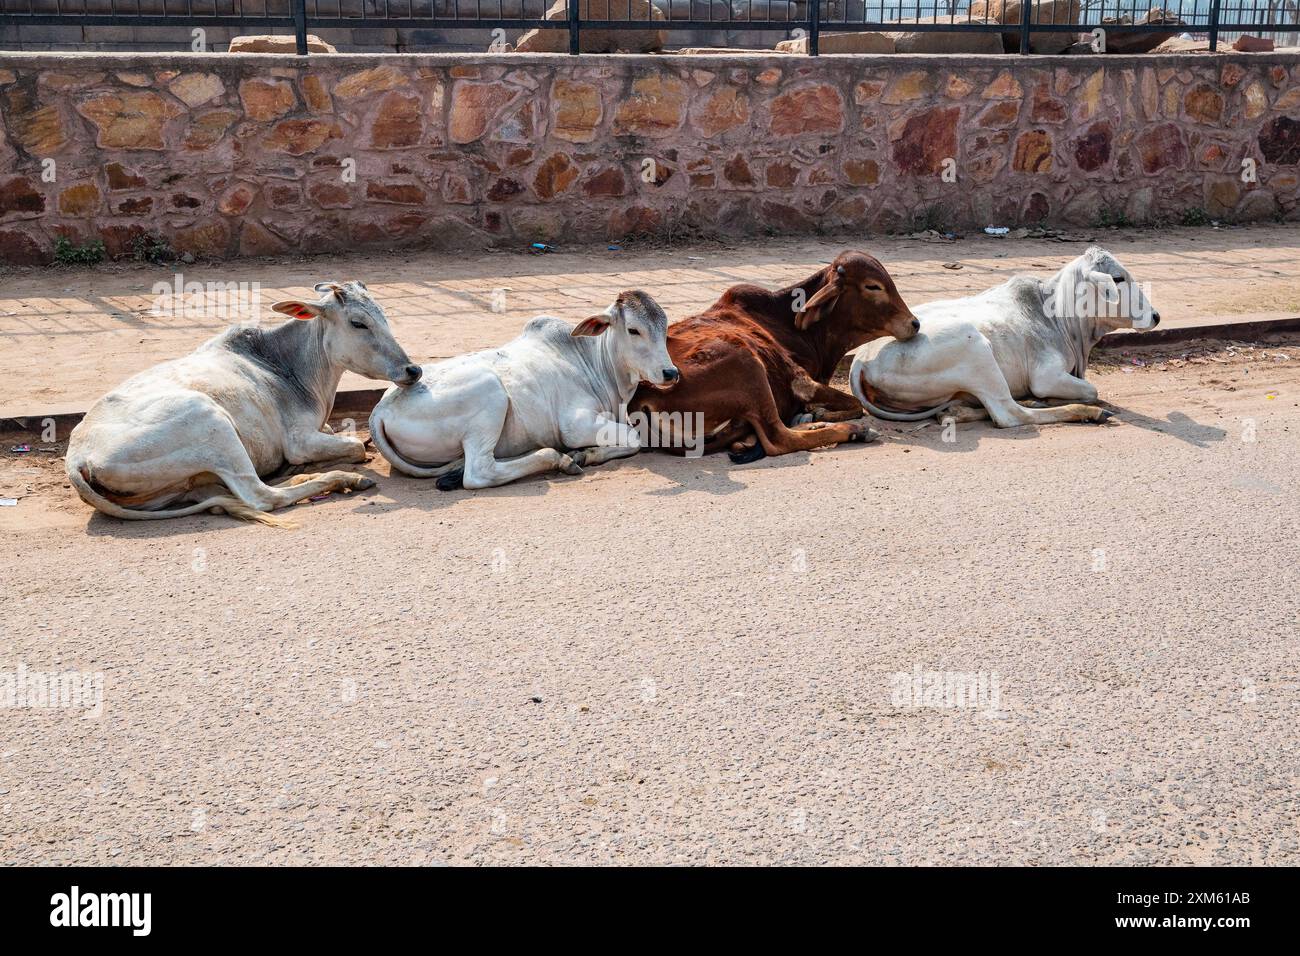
<box><xmin>1</xmin><ymin>0</ymin><xmax>1297</xmax><ymax>53</ymax></box>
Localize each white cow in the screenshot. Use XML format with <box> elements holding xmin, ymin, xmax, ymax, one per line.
<box><xmin>66</xmin><ymin>281</ymin><xmax>421</xmax><ymax>526</ymax></box>
<box><xmin>369</xmin><ymin>290</ymin><xmax>678</xmax><ymax>490</ymax></box>
<box><xmin>851</xmin><ymin>247</ymin><xmax>1159</xmax><ymax>427</ymax></box>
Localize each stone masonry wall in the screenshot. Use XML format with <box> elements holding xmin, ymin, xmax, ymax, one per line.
<box><xmin>1</xmin><ymin>51</ymin><xmax>1299</xmax><ymax>264</ymax></box>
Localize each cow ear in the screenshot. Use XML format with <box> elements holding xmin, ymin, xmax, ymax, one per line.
<box><xmin>313</xmin><ymin>282</ymin><xmax>346</xmax><ymax>302</ymax></box>
<box><xmin>795</xmin><ymin>280</ymin><xmax>842</xmax><ymax>330</ymax></box>
<box><xmin>272</xmin><ymin>300</ymin><xmax>323</xmax><ymax>321</ymax></box>
<box><xmin>571</xmin><ymin>314</ymin><xmax>611</xmax><ymax>337</ymax></box>
<box><xmin>1088</xmin><ymin>271</ymin><xmax>1120</xmax><ymax>304</ymax></box>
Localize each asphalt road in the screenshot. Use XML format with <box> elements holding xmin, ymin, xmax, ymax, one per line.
<box><xmin>2</xmin><ymin>345</ymin><xmax>1298</xmax><ymax>864</ymax></box>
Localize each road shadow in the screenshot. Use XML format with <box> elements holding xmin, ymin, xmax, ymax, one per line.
<box><xmin>1104</xmin><ymin>405</ymin><xmax>1228</xmax><ymax>448</ymax></box>
<box><xmin>634</xmin><ymin>439</ymin><xmax>874</xmax><ymax>496</ymax></box>
<box><xmin>867</xmin><ymin>402</ymin><xmax>1227</xmax><ymax>453</ymax></box>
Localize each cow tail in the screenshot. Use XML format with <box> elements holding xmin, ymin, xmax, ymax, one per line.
<box><xmin>368</xmin><ymin>415</ymin><xmax>464</xmax><ymax>480</ymax></box>
<box><xmin>66</xmin><ymin>461</ymin><xmax>295</xmax><ymax>528</ymax></box>
<box><xmin>850</xmin><ymin>364</ymin><xmax>953</xmax><ymax>423</ymax></box>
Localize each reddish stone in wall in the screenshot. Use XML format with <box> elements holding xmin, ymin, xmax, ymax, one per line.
<box><xmin>765</xmin><ymin>161</ymin><xmax>799</xmax><ymax>188</ymax></box>
<box><xmin>370</xmin><ymin>92</ymin><xmax>425</xmax><ymax>149</ymax></box>
<box><xmin>486</xmin><ymin>178</ymin><xmax>524</xmax><ymax>202</ymax></box>
<box><xmin>978</xmin><ymin>101</ymin><xmax>1020</xmax><ymax>129</ymax></box>
<box><xmin>366</xmin><ymin>181</ymin><xmax>426</xmax><ymax>205</ymax></box>
<box><xmin>0</xmin><ymin>176</ymin><xmax>45</xmax><ymax>215</ymax></box>
<box><xmin>1259</xmin><ymin>116</ymin><xmax>1300</xmax><ymax>165</ymax></box>
<box><xmin>760</xmin><ymin>200</ymin><xmax>814</xmax><ymax>232</ymax></box>
<box><xmin>583</xmin><ymin>167</ymin><xmax>626</xmax><ymax>198</ymax></box>
<box><xmin>115</xmin><ymin>197</ymin><xmax>152</xmax><ymax>216</ymax></box>
<box><xmin>1137</xmin><ymin>123</ymin><xmax>1188</xmax><ymax>174</ymax></box>
<box><xmin>1013</xmin><ymin>131</ymin><xmax>1053</xmax><ymax>173</ymax></box>
<box><xmin>0</xmin><ymin>228</ymin><xmax>47</xmax><ymax>264</ymax></box>
<box><xmin>105</xmin><ymin>163</ymin><xmax>146</xmax><ymax>191</ymax></box>
<box><xmin>1184</xmin><ymin>85</ymin><xmax>1225</xmax><ymax>125</ymax></box>
<box><xmin>534</xmin><ymin>153</ymin><xmax>579</xmax><ymax>199</ymax></box>
<box><xmin>1030</xmin><ymin>84</ymin><xmax>1067</xmax><ymax>124</ymax></box>
<box><xmin>449</xmin><ymin>82</ymin><xmax>517</xmax><ymax>145</ymax></box>
<box><xmin>58</xmin><ymin>180</ymin><xmax>100</xmax><ymax>214</ymax></box>
<box><xmin>309</xmin><ymin>181</ymin><xmax>352</xmax><ymax>209</ymax></box>
<box><xmin>843</xmin><ymin>159</ymin><xmax>879</xmax><ymax>186</ymax></box>
<box><xmin>184</xmin><ymin>110</ymin><xmax>238</xmax><ymax>151</ymax></box>
<box><xmin>1024</xmin><ymin>192</ymin><xmax>1050</xmax><ymax>222</ymax></box>
<box><xmin>891</xmin><ymin>107</ymin><xmax>959</xmax><ymax>176</ymax></box>
<box><xmin>608</xmin><ymin>205</ymin><xmax>662</xmax><ymax>237</ymax></box>
<box><xmin>1073</xmin><ymin>122</ymin><xmax>1112</xmax><ymax>172</ymax></box>
<box><xmin>264</xmin><ymin>120</ymin><xmax>341</xmax><ymax>156</ymax></box>
<box><xmin>99</xmin><ymin>224</ymin><xmax>147</xmax><ymax>259</ymax></box>
<box><xmin>692</xmin><ymin>86</ymin><xmax>749</xmax><ymax>137</ymax></box>
<box><xmin>724</xmin><ymin>154</ymin><xmax>756</xmax><ymax>187</ymax></box>
<box><xmin>770</xmin><ymin>84</ymin><xmax>844</xmax><ymax>137</ymax></box>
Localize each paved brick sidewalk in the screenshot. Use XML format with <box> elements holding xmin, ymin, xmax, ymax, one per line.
<box><xmin>2</xmin><ymin>224</ymin><xmax>1298</xmax><ymax>415</ymax></box>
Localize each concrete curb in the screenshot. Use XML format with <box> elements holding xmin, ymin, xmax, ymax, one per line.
<box><xmin>5</xmin><ymin>316</ymin><xmax>1299</xmax><ymax>433</ymax></box>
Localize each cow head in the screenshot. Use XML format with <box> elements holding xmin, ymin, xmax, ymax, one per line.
<box><xmin>271</xmin><ymin>281</ymin><xmax>422</xmax><ymax>387</ymax></box>
<box><xmin>572</xmin><ymin>289</ymin><xmax>679</xmax><ymax>390</ymax></box>
<box><xmin>1050</xmin><ymin>247</ymin><xmax>1161</xmax><ymax>331</ymax></box>
<box><xmin>795</xmin><ymin>250</ymin><xmax>919</xmax><ymax>341</ymax></box>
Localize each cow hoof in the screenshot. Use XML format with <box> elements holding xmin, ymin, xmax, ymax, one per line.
<box><xmin>848</xmin><ymin>424</ymin><xmax>881</xmax><ymax>443</ymax></box>
<box><xmin>568</xmin><ymin>450</ymin><xmax>589</xmax><ymax>469</ymax></box>
<box><xmin>729</xmin><ymin>444</ymin><xmax>767</xmax><ymax>465</ymax></box>
<box><xmin>792</xmin><ymin>412</ymin><xmax>814</xmax><ymax>426</ymax></box>
<box><xmin>559</xmin><ymin>454</ymin><xmax>584</xmax><ymax>476</ymax></box>
<box><xmin>1095</xmin><ymin>410</ymin><xmax>1116</xmax><ymax>424</ymax></box>
<box><xmin>354</xmin><ymin>476</ymin><xmax>376</xmax><ymax>491</ymax></box>
<box><xmin>436</xmin><ymin>469</ymin><xmax>464</xmax><ymax>491</ymax></box>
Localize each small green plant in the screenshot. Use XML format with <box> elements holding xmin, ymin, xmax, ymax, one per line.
<box><xmin>1094</xmin><ymin>207</ymin><xmax>1131</xmax><ymax>229</ymax></box>
<box><xmin>53</xmin><ymin>236</ymin><xmax>106</xmax><ymax>265</ymax></box>
<box><xmin>1180</xmin><ymin>207</ymin><xmax>1211</xmax><ymax>227</ymax></box>
<box><xmin>131</xmin><ymin>233</ymin><xmax>173</xmax><ymax>263</ymax></box>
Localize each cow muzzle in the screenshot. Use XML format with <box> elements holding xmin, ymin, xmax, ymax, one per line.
<box><xmin>397</xmin><ymin>364</ymin><xmax>423</xmax><ymax>387</ymax></box>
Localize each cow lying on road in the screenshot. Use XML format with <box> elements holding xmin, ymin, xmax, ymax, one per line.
<box><xmin>851</xmin><ymin>247</ymin><xmax>1159</xmax><ymax>427</ymax></box>
<box><xmin>66</xmin><ymin>281</ymin><xmax>421</xmax><ymax>526</ymax></box>
<box><xmin>369</xmin><ymin>290</ymin><xmax>678</xmax><ymax>490</ymax></box>
<box><xmin>633</xmin><ymin>250</ymin><xmax>919</xmax><ymax>462</ymax></box>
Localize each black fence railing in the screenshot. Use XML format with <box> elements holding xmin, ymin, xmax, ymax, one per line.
<box><xmin>1</xmin><ymin>0</ymin><xmax>1297</xmax><ymax>54</ymax></box>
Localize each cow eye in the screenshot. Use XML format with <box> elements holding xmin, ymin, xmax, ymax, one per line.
<box><xmin>628</xmin><ymin>327</ymin><xmax>641</xmax><ymax>336</ymax></box>
<box><xmin>349</xmin><ymin>319</ymin><xmax>368</xmax><ymax>330</ymax></box>
<box><xmin>864</xmin><ymin>283</ymin><xmax>884</xmax><ymax>292</ymax></box>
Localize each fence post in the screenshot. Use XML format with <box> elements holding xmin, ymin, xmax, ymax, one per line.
<box><xmin>809</xmin><ymin>0</ymin><xmax>820</xmax><ymax>56</ymax></box>
<box><xmin>568</xmin><ymin>0</ymin><xmax>580</xmax><ymax>55</ymax></box>
<box><xmin>293</xmin><ymin>0</ymin><xmax>309</xmax><ymax>56</ymax></box>
<box><xmin>1208</xmin><ymin>0</ymin><xmax>1220</xmax><ymax>52</ymax></box>
<box><xmin>1018</xmin><ymin>0</ymin><xmax>1032</xmax><ymax>55</ymax></box>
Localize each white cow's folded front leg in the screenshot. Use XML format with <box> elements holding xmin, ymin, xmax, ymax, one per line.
<box><xmin>561</xmin><ymin>410</ymin><xmax>642</xmax><ymax>468</ymax></box>
<box><xmin>283</xmin><ymin>428</ymin><xmax>369</xmax><ymax>465</ymax></box>
<box><xmin>1028</xmin><ymin>365</ymin><xmax>1100</xmax><ymax>404</ymax></box>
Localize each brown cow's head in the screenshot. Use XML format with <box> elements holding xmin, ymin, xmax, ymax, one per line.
<box><xmin>795</xmin><ymin>251</ymin><xmax>919</xmax><ymax>341</ymax></box>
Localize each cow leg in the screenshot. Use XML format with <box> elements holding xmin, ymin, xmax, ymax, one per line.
<box><xmin>805</xmin><ymin>382</ymin><xmax>866</xmax><ymax>423</ymax></box>
<box><xmin>457</xmin><ymin>444</ymin><xmax>581</xmax><ymax>490</ymax></box>
<box><xmin>967</xmin><ymin>376</ymin><xmax>1110</xmax><ymax>427</ymax></box>
<box><xmin>1028</xmin><ymin>366</ymin><xmax>1101</xmax><ymax>404</ymax></box>
<box><xmin>217</xmin><ymin>467</ymin><xmax>373</xmax><ymax>512</ymax></box>
<box><xmin>942</xmin><ymin>402</ymin><xmax>990</xmax><ymax>424</ymax></box>
<box><xmin>284</xmin><ymin>429</ymin><xmax>369</xmax><ymax>466</ymax></box>
<box><xmin>563</xmin><ymin>411</ymin><xmax>643</xmax><ymax>468</ymax></box>
<box><xmin>732</xmin><ymin>356</ymin><xmax>878</xmax><ymax>458</ymax></box>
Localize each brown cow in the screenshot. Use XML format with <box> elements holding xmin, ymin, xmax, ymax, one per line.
<box><xmin>633</xmin><ymin>250</ymin><xmax>919</xmax><ymax>462</ymax></box>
